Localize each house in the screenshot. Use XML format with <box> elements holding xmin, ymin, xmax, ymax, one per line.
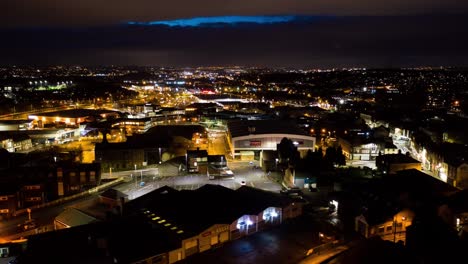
<box><xmin>376</xmin><ymin>153</ymin><xmax>422</xmax><ymax>174</ymax></box>
<box><xmin>446</xmin><ymin>161</ymin><xmax>468</xmax><ymax>189</ymax></box>
<box><xmin>354</xmin><ymin>169</ymin><xmax>458</xmax><ymax>245</ymax></box>
<box><xmin>355</xmin><ymin>209</ymin><xmax>415</xmax><ymax>244</ymax></box>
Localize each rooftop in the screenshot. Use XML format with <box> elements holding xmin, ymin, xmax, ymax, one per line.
<box><xmin>228</xmin><ymin>119</ymin><xmax>308</xmax><ymax>138</ymax></box>
<box><xmin>378</xmin><ymin>154</ymin><xmax>421</xmax><ymax>164</ymax></box>
<box><xmin>31</xmin><ymin>109</ymin><xmax>120</xmax><ymax>118</ymax></box>
<box><xmin>124</xmin><ymin>184</ymin><xmax>293</xmax><ymax>238</ymax></box>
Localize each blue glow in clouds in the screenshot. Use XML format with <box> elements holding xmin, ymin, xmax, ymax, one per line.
<box><xmin>127</xmin><ymin>16</ymin><xmax>298</xmax><ymax>27</ymax></box>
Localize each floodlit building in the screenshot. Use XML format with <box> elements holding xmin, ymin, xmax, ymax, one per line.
<box><xmin>227</xmin><ymin>120</ymin><xmax>315</xmax><ymax>161</ymax></box>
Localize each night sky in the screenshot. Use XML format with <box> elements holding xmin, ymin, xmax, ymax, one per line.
<box><xmin>1</xmin><ymin>1</ymin><xmax>468</xmax><ymax>67</ymax></box>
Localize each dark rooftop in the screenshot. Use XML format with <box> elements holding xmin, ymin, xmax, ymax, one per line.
<box><xmin>378</xmin><ymin>154</ymin><xmax>421</xmax><ymax>164</ymax></box>
<box><xmin>228</xmin><ymin>119</ymin><xmax>308</xmax><ymax>138</ymax></box>
<box><xmin>124</xmin><ymin>184</ymin><xmax>293</xmax><ymax>238</ymax></box>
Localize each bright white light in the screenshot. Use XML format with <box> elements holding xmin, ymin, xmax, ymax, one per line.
<box><xmin>339</xmin><ymin>99</ymin><xmax>344</xmax><ymax>104</ymax></box>
<box><xmin>271</xmin><ymin>211</ymin><xmax>278</xmax><ymax>218</ymax></box>
<box><xmin>246</xmin><ymin>220</ymin><xmax>252</xmax><ymax>226</ymax></box>
<box><xmin>440</xmin><ymin>172</ymin><xmax>447</xmax><ymax>182</ymax></box>
<box><xmin>330</xmin><ymin>200</ymin><xmax>339</xmax><ymax>211</ymax></box>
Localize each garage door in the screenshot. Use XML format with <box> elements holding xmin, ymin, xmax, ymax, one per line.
<box><xmin>219</xmin><ymin>231</ymin><xmax>229</xmax><ymax>243</ymax></box>
<box><xmin>210</xmin><ymin>236</ymin><xmax>218</xmax><ymax>245</ymax></box>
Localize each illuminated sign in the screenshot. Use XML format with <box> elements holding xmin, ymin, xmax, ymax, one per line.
<box><xmin>250</xmin><ymin>141</ymin><xmax>261</xmax><ymax>147</ymax></box>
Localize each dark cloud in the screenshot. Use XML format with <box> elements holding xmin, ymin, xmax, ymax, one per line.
<box><xmin>1</xmin><ymin>15</ymin><xmax>467</xmax><ymax>67</ymax></box>
<box><xmin>2</xmin><ymin>0</ymin><xmax>468</xmax><ymax>27</ymax></box>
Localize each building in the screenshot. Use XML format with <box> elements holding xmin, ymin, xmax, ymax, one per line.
<box><xmin>28</xmin><ymin>109</ymin><xmax>120</xmax><ymax>128</ymax></box>
<box><xmin>0</xmin><ymin>120</ymin><xmax>32</xmax><ymax>131</ymax></box>
<box><xmin>186</xmin><ymin>149</ymin><xmax>208</xmax><ymax>173</ymax></box>
<box><xmin>0</xmin><ymin>184</ymin><xmax>17</xmax><ymax>220</ymax></box>
<box><xmin>123</xmin><ymin>184</ymin><xmax>302</xmax><ymax>262</ymax></box>
<box><xmin>95</xmin><ymin>125</ymin><xmax>203</xmax><ymax>171</ymax></box>
<box><xmin>0</xmin><ymin>132</ymin><xmax>33</xmax><ymax>152</ymax></box>
<box><xmin>111</xmin><ymin>117</ymin><xmax>153</xmax><ymax>135</ymax></box>
<box><xmin>376</xmin><ymin>153</ymin><xmax>422</xmax><ymax>174</ymax></box>
<box><xmin>355</xmin><ymin>210</ymin><xmax>415</xmax><ymax>244</ymax></box>
<box><xmin>0</xmin><ymin>161</ymin><xmax>101</xmax><ymax>217</ymax></box>
<box><xmin>54</xmin><ymin>207</ymin><xmax>98</xmax><ymax>230</ymax></box>
<box><xmin>339</xmin><ymin>136</ymin><xmax>398</xmax><ymax>161</ymax></box>
<box><xmin>21</xmin><ymin>184</ymin><xmax>303</xmax><ymax>264</ymax></box>
<box><xmin>354</xmin><ymin>169</ymin><xmax>458</xmax><ymax>245</ymax></box>
<box><xmin>227</xmin><ymin>120</ymin><xmax>316</xmax><ymax>161</ymax></box>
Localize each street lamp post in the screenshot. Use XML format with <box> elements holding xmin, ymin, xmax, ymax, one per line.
<box><xmin>185</xmin><ymin>153</ymin><xmax>188</xmax><ymax>172</ymax></box>
<box><xmin>159</xmin><ymin>147</ymin><xmax>162</xmax><ymax>164</ymax></box>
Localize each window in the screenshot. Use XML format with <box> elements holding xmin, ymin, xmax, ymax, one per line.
<box><xmin>90</xmin><ymin>171</ymin><xmax>96</xmax><ymax>182</ymax></box>
<box><xmin>80</xmin><ymin>172</ymin><xmax>86</xmax><ymax>183</ymax></box>
<box><xmin>0</xmin><ymin>196</ymin><xmax>8</xmax><ymax>201</ymax></box>
<box><xmin>386</xmin><ymin>226</ymin><xmax>393</xmax><ymax>232</ymax></box>
<box><xmin>378</xmin><ymin>227</ymin><xmax>385</xmax><ymax>233</ymax></box>
<box><xmin>24</xmin><ymin>185</ymin><xmax>40</xmax><ymax>190</ymax></box>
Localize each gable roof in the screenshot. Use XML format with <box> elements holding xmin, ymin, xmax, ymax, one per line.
<box><xmin>55</xmin><ymin>207</ymin><xmax>98</xmax><ymax>227</ymax></box>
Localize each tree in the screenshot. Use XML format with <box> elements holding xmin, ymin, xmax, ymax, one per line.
<box><xmin>324</xmin><ymin>147</ymin><xmax>337</xmax><ymax>166</ymax></box>
<box><xmin>336</xmin><ymin>145</ymin><xmax>346</xmax><ymax>166</ymax></box>
<box><xmin>277</xmin><ymin>137</ymin><xmax>297</xmax><ymax>165</ymax></box>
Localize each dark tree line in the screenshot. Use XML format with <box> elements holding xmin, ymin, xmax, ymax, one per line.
<box><xmin>277</xmin><ymin>137</ymin><xmax>346</xmax><ymax>174</ymax></box>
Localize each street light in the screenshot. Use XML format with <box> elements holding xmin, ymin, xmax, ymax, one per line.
<box><xmin>159</xmin><ymin>147</ymin><xmax>162</xmax><ymax>164</ymax></box>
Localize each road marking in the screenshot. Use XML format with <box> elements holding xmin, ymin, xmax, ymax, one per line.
<box><xmin>250</xmin><ymin>182</ymin><xmax>255</xmax><ymax>187</ymax></box>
